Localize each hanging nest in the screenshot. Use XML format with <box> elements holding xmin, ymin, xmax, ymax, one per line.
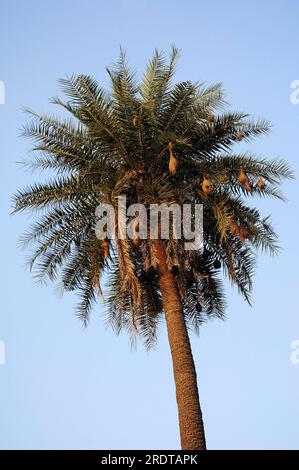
<box><xmin>203</xmin><ymin>248</ymin><xmax>212</xmax><ymax>259</ymax></box>
<box><xmin>132</xmin><ymin>222</ymin><xmax>142</xmax><ymax>246</ymax></box>
<box><xmin>132</xmin><ymin>115</ymin><xmax>138</xmax><ymax>127</ymax></box>
<box><xmin>236</xmin><ymin>131</ymin><xmax>244</xmax><ymax>141</ymax></box>
<box><xmin>202</xmin><ymin>176</ymin><xmax>213</xmax><ymax>194</ymax></box>
<box><xmin>239</xmin><ymin>226</ymin><xmax>249</xmax><ymax>244</ymax></box>
<box><xmin>168</xmin><ymin>142</ymin><xmax>178</xmax><ymax>175</ymax></box>
<box><xmin>230</xmin><ymin>219</ymin><xmax>239</xmax><ymax>236</ymax></box>
<box><xmin>133</xmin><ymin>237</ymin><xmax>141</xmax><ymax>247</ymax></box>
<box><xmin>258</xmin><ymin>178</ymin><xmax>266</xmax><ymax>190</ymax></box>
<box><xmin>213</xmin><ymin>259</ymin><xmax>221</xmax><ymax>269</ymax></box>
<box><xmin>169</xmin><ymin>156</ymin><xmax>177</xmax><ymax>175</ymax></box>
<box><xmin>239</xmin><ymin>166</ymin><xmax>252</xmax><ymax>192</ymax></box>
<box><xmin>101</xmin><ymin>239</ymin><xmax>110</xmax><ymax>259</ymax></box>
<box><xmin>171</xmin><ymin>265</ymin><xmax>180</xmax><ymax>274</ymax></box>
<box><xmin>207</xmin><ymin>114</ymin><xmax>215</xmax><ymax>123</ymax></box>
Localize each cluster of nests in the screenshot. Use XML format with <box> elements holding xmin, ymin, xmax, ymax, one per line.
<box><xmin>201</xmin><ymin>166</ymin><xmax>265</xmax><ymax>195</ymax></box>
<box><xmin>168</xmin><ymin>140</ymin><xmax>265</xmax><ymax>192</ymax></box>
<box><xmin>167</xmin><ymin>123</ymin><xmax>266</xmax><ymax>245</ymax></box>
<box><xmin>229</xmin><ymin>219</ymin><xmax>259</xmax><ymax>244</ymax></box>
<box><xmin>98</xmin><ymin>116</ymin><xmax>266</xmax><ymax>254</ymax></box>
<box><xmin>132</xmin><ymin>113</ymin><xmax>266</xmax><ymax>194</ymax></box>
<box><xmin>201</xmin><ymin>164</ymin><xmax>264</xmax><ymax>244</ymax></box>
<box><xmin>167</xmin><ymin>114</ymin><xmax>265</xmax><ymax>193</ymax></box>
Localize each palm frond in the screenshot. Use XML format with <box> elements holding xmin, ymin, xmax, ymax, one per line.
<box><xmin>13</xmin><ymin>47</ymin><xmax>293</xmax><ymax>345</ymax></box>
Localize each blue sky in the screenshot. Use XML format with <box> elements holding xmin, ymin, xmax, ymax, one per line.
<box><xmin>0</xmin><ymin>0</ymin><xmax>298</xmax><ymax>450</ymax></box>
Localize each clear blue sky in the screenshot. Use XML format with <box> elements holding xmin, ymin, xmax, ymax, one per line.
<box><xmin>0</xmin><ymin>0</ymin><xmax>298</xmax><ymax>450</ymax></box>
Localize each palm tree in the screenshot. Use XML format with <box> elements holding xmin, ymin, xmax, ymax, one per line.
<box><xmin>13</xmin><ymin>47</ymin><xmax>293</xmax><ymax>450</ymax></box>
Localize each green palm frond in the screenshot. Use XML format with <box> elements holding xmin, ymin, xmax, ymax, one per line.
<box><xmin>13</xmin><ymin>47</ymin><xmax>294</xmax><ymax>347</ymax></box>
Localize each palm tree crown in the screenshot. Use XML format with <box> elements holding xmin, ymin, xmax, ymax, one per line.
<box><xmin>13</xmin><ymin>47</ymin><xmax>293</xmax><ymax>349</ymax></box>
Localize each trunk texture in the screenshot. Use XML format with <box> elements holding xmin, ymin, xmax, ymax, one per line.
<box><xmin>153</xmin><ymin>240</ymin><xmax>206</xmax><ymax>450</ymax></box>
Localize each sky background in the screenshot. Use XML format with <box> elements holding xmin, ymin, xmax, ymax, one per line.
<box><xmin>0</xmin><ymin>0</ymin><xmax>298</xmax><ymax>450</ymax></box>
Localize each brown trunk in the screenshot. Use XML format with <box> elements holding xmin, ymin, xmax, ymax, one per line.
<box><xmin>153</xmin><ymin>240</ymin><xmax>206</xmax><ymax>450</ymax></box>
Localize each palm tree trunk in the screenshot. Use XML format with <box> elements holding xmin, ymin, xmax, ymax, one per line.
<box><xmin>153</xmin><ymin>239</ymin><xmax>206</xmax><ymax>450</ymax></box>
